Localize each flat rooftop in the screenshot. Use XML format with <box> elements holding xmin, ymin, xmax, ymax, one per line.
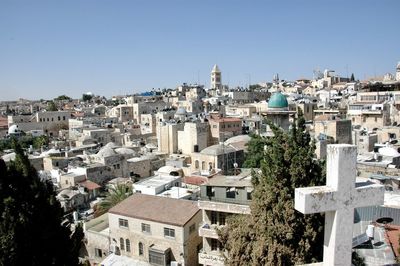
<box><xmin>135</xmin><ymin>175</ymin><xmax>180</xmax><ymax>188</ymax></box>
<box><xmin>206</xmin><ymin>169</ymin><xmax>253</xmax><ymax>187</ymax></box>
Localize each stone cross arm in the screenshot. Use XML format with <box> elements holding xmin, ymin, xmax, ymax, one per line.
<box><xmin>295</xmin><ymin>183</ymin><xmax>385</xmax><ymax>215</ymax></box>
<box><xmin>294</xmin><ymin>144</ymin><xmax>385</xmax><ymax>266</ymax></box>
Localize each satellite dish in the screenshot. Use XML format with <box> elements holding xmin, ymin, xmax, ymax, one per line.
<box><xmin>376</xmin><ymin>217</ymin><xmax>393</xmax><ymax>225</ymax></box>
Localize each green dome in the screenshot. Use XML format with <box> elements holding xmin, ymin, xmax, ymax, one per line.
<box><xmin>268</xmin><ymin>92</ymin><xmax>288</xmax><ymax>108</ymax></box>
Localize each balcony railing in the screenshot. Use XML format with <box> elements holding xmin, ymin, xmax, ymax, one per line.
<box><xmin>198</xmin><ymin>200</ymin><xmax>251</xmax><ymax>214</ymax></box>
<box><xmin>200</xmin><ymin>195</ymin><xmax>251</xmax><ymax>206</ymax></box>
<box><xmin>199</xmin><ymin>223</ymin><xmax>220</xmax><ymax>239</ymax></box>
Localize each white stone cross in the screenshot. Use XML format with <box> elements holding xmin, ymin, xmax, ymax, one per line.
<box><xmin>295</xmin><ymin>144</ymin><xmax>385</xmax><ymax>266</ymax></box>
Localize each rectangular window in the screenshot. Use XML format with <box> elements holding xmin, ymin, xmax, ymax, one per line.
<box><xmin>189</xmin><ymin>224</ymin><xmax>196</xmax><ymax>234</ymax></box>
<box><xmin>119</xmin><ymin>218</ymin><xmax>128</xmax><ymax>228</ymax></box>
<box><xmin>164</xmin><ymin>227</ymin><xmax>175</xmax><ymax>238</ymax></box>
<box><xmin>149</xmin><ymin>250</ymin><xmax>165</xmax><ymax>265</ymax></box>
<box><xmin>141</xmin><ymin>223</ymin><xmax>151</xmax><ymax>233</ymax></box>
<box><xmin>95</xmin><ymin>248</ymin><xmax>103</xmax><ymax>258</ymax></box>
<box><xmin>211</xmin><ymin>211</ymin><xmax>217</xmax><ymax>225</ymax></box>
<box><xmin>211</xmin><ymin>239</ymin><xmax>218</xmax><ymax>251</ymax></box>
<box><xmin>206</xmin><ymin>186</ymin><xmax>215</xmax><ymax>197</ymax></box>
<box><xmin>226</xmin><ymin>187</ymin><xmax>236</xmax><ymax>199</ymax></box>
<box><xmin>219</xmin><ymin>212</ymin><xmax>226</xmax><ymax>225</ymax></box>
<box><xmin>247</xmin><ymin>191</ymin><xmax>252</xmax><ymax>200</ymax></box>
<box><xmin>120</xmin><ymin>237</ymin><xmax>125</xmax><ymax>251</ymax></box>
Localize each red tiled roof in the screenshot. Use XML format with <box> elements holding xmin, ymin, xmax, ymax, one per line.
<box><xmin>0</xmin><ymin>116</ymin><xmax>8</xmax><ymax>128</ymax></box>
<box><xmin>109</xmin><ymin>194</ymin><xmax>199</xmax><ymax>227</ymax></box>
<box><xmin>72</xmin><ymin>112</ymin><xmax>85</xmax><ymax>118</ymax></box>
<box><xmin>78</xmin><ymin>180</ymin><xmax>101</xmax><ymax>190</ymax></box>
<box><xmin>183</xmin><ymin>176</ymin><xmax>208</xmax><ymax>186</ymax></box>
<box><xmin>384</xmin><ymin>224</ymin><xmax>400</xmax><ymax>257</ymax></box>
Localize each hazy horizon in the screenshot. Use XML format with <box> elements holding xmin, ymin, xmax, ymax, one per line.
<box><xmin>1</xmin><ymin>0</ymin><xmax>399</xmax><ymax>101</ymax></box>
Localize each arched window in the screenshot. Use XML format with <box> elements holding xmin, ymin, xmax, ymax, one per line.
<box><xmin>209</xmin><ymin>162</ymin><xmax>213</xmax><ymax>170</ymax></box>
<box><xmin>125</xmin><ymin>239</ymin><xmax>131</xmax><ymax>252</ymax></box>
<box><xmin>138</xmin><ymin>242</ymin><xmax>143</xmax><ymax>256</ymax></box>
<box><xmin>195</xmin><ymin>160</ymin><xmax>199</xmax><ymax>169</ymax></box>
<box><xmin>201</xmin><ymin>161</ymin><xmax>206</xmax><ymax>170</ymax></box>
<box><xmin>120</xmin><ymin>237</ymin><xmax>125</xmax><ymax>251</ymax></box>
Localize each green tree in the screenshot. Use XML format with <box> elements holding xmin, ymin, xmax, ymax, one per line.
<box><xmin>350</xmin><ymin>73</ymin><xmax>355</xmax><ymax>82</ymax></box>
<box><xmin>82</xmin><ymin>93</ymin><xmax>93</xmax><ymax>102</ymax></box>
<box><xmin>94</xmin><ymin>183</ymin><xmax>133</xmax><ymax>217</ymax></box>
<box><xmin>0</xmin><ymin>141</ymin><xmax>83</xmax><ymax>265</ymax></box>
<box><xmin>242</xmin><ymin>133</ymin><xmax>267</xmax><ymax>168</ymax></box>
<box><xmin>47</xmin><ymin>100</ymin><xmax>58</xmax><ymax>111</ymax></box>
<box><xmin>32</xmin><ymin>135</ymin><xmax>49</xmax><ymax>150</ymax></box>
<box><xmin>54</xmin><ymin>95</ymin><xmax>72</xmax><ymax>101</ymax></box>
<box><xmin>219</xmin><ymin>116</ymin><xmax>326</xmax><ymax>265</ymax></box>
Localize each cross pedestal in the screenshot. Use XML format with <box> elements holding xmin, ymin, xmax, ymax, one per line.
<box><xmin>295</xmin><ymin>144</ymin><xmax>385</xmax><ymax>266</ymax></box>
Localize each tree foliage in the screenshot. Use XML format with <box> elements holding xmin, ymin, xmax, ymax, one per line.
<box><xmin>350</xmin><ymin>73</ymin><xmax>355</xmax><ymax>82</ymax></box>
<box><xmin>242</xmin><ymin>133</ymin><xmax>267</xmax><ymax>168</ymax></box>
<box><xmin>54</xmin><ymin>95</ymin><xmax>72</xmax><ymax>101</ymax></box>
<box><xmin>219</xmin><ymin>116</ymin><xmax>326</xmax><ymax>265</ymax></box>
<box><xmin>82</xmin><ymin>94</ymin><xmax>93</xmax><ymax>102</ymax></box>
<box><xmin>47</xmin><ymin>100</ymin><xmax>58</xmax><ymax>111</ymax></box>
<box><xmin>94</xmin><ymin>183</ymin><xmax>133</xmax><ymax>217</ymax></box>
<box><xmin>0</xmin><ymin>135</ymin><xmax>49</xmax><ymax>152</ymax></box>
<box><xmin>0</xmin><ymin>141</ymin><xmax>82</xmax><ymax>265</ymax></box>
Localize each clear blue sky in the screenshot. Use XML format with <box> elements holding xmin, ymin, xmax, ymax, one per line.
<box><xmin>0</xmin><ymin>0</ymin><xmax>399</xmax><ymax>101</ymax></box>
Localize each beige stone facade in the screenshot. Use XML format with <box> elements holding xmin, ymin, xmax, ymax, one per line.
<box><xmin>347</xmin><ymin>103</ymin><xmax>391</xmax><ymax>130</ymax></box>
<box><xmin>314</xmin><ymin>117</ymin><xmax>352</xmax><ymax>144</ymax></box>
<box><xmin>85</xmin><ymin>194</ymin><xmax>202</xmax><ymax>266</ymax></box>
<box><xmin>157</xmin><ymin>122</ymin><xmax>184</xmax><ymax>154</ymax></box>
<box><xmin>208</xmin><ymin>117</ymin><xmax>242</xmax><ymax>143</ymax></box>
<box><xmin>177</xmin><ymin>121</ymin><xmax>209</xmax><ymax>155</ymax></box>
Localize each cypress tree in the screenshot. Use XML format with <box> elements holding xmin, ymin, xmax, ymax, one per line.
<box><xmin>219</xmin><ymin>115</ymin><xmax>325</xmax><ymax>265</ymax></box>
<box><xmin>0</xmin><ymin>141</ymin><xmax>82</xmax><ymax>265</ymax></box>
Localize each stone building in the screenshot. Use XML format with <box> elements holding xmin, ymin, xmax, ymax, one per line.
<box><xmin>132</xmin><ymin>100</ymin><xmax>168</xmax><ymax>124</ymax></box>
<box><xmin>208</xmin><ymin>116</ymin><xmax>242</xmax><ymax>144</ymax></box>
<box><xmin>347</xmin><ymin>102</ymin><xmax>391</xmax><ymax>130</ymax></box>
<box><xmin>85</xmin><ymin>194</ymin><xmax>202</xmax><ymax>266</ymax></box>
<box><xmin>140</xmin><ymin>113</ymin><xmax>157</xmax><ymax>135</ymax></box>
<box><xmin>8</xmin><ymin>110</ymin><xmax>73</xmax><ymax>136</ymax></box>
<box><xmin>109</xmin><ymin>105</ymin><xmax>134</xmax><ymax>122</ymax></box>
<box><xmin>262</xmin><ymin>91</ymin><xmax>296</xmax><ymax>132</ymax></box>
<box><xmin>127</xmin><ymin>156</ymin><xmax>153</xmax><ymax>179</ymax></box>
<box><xmin>352</xmin><ymin>130</ymin><xmax>378</xmax><ymax>154</ymax></box>
<box><xmin>157</xmin><ymin>122</ymin><xmax>184</xmax><ymax>154</ymax></box>
<box><xmin>225</xmin><ymin>105</ymin><xmax>256</xmax><ymax>118</ymax></box>
<box><xmin>177</xmin><ymin>121</ymin><xmax>209</xmax><ymax>156</ymax></box>
<box><xmin>376</xmin><ymin>126</ymin><xmax>400</xmax><ymax>144</ymax></box>
<box><xmin>197</xmin><ymin>170</ymin><xmax>252</xmax><ymax>266</ymax></box>
<box><xmin>296</xmin><ymin>102</ymin><xmax>318</xmax><ymax>121</ymax></box>
<box><xmin>190</xmin><ymin>143</ymin><xmax>244</xmax><ymax>175</ymax></box>
<box><xmin>314</xmin><ymin>115</ymin><xmax>352</xmax><ymax>144</ymax></box>
<box><xmin>210</xmin><ymin>64</ymin><xmax>222</xmax><ymax>91</ymax></box>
